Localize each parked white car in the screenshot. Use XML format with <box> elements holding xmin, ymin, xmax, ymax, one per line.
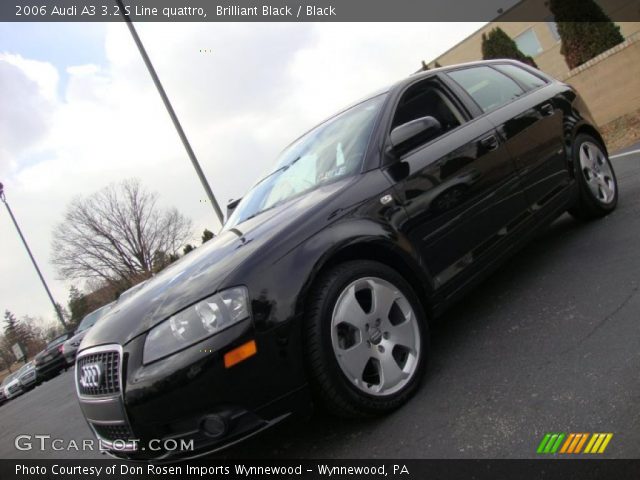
<box><xmin>18</xmin><ymin>362</ymin><xmax>38</xmax><ymax>390</ymax></box>
<box><xmin>2</xmin><ymin>372</ymin><xmax>24</xmax><ymax>400</ymax></box>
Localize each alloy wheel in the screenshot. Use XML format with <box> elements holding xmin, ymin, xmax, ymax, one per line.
<box><xmin>330</xmin><ymin>277</ymin><xmax>421</xmax><ymax>397</ymax></box>
<box><xmin>578</xmin><ymin>141</ymin><xmax>616</xmax><ymax>204</ymax></box>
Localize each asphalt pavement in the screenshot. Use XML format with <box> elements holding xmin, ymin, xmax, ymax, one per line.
<box><xmin>1</xmin><ymin>151</ymin><xmax>639</xmax><ymax>460</ymax></box>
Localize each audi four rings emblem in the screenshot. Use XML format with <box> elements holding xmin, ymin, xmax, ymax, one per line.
<box><xmin>79</xmin><ymin>363</ymin><xmax>104</xmax><ymax>388</ymax></box>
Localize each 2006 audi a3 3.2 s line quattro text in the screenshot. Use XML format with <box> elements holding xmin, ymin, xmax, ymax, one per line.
<box><xmin>76</xmin><ymin>60</ymin><xmax>617</xmax><ymax>459</ymax></box>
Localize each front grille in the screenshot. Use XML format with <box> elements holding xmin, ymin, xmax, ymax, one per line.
<box><xmin>77</xmin><ymin>350</ymin><xmax>120</xmax><ymax>396</ymax></box>
<box><xmin>93</xmin><ymin>423</ymin><xmax>133</xmax><ymax>442</ymax></box>
<box><xmin>8</xmin><ymin>384</ymin><xmax>21</xmax><ymax>394</ymax></box>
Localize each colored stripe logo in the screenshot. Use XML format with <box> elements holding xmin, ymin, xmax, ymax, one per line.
<box><xmin>537</xmin><ymin>433</ymin><xmax>613</xmax><ymax>454</ymax></box>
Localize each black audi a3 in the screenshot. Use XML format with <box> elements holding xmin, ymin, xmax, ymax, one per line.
<box><xmin>76</xmin><ymin>60</ymin><xmax>617</xmax><ymax>459</ymax></box>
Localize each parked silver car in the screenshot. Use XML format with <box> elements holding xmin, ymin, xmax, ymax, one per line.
<box><xmin>2</xmin><ymin>372</ymin><xmax>24</xmax><ymax>400</ymax></box>
<box><xmin>18</xmin><ymin>362</ymin><xmax>38</xmax><ymax>390</ymax></box>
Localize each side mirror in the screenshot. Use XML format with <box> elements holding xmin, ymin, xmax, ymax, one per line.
<box><xmin>226</xmin><ymin>198</ymin><xmax>242</xmax><ymax>219</ymax></box>
<box><xmin>389</xmin><ymin>116</ymin><xmax>442</xmax><ymax>151</ymax></box>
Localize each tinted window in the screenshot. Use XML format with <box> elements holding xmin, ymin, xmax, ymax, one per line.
<box><xmin>495</xmin><ymin>64</ymin><xmax>547</xmax><ymax>91</ymax></box>
<box><xmin>448</xmin><ymin>66</ymin><xmax>524</xmax><ymax>113</ymax></box>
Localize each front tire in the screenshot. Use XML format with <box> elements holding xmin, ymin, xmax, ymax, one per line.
<box><xmin>569</xmin><ymin>134</ymin><xmax>618</xmax><ymax>220</ymax></box>
<box><xmin>304</xmin><ymin>260</ymin><xmax>428</xmax><ymax>418</ymax></box>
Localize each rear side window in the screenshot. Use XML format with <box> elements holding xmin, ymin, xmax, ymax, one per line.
<box><xmin>448</xmin><ymin>66</ymin><xmax>524</xmax><ymax>113</ymax></box>
<box><xmin>495</xmin><ymin>64</ymin><xmax>547</xmax><ymax>91</ymax></box>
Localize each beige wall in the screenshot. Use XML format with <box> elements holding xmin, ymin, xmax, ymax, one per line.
<box><xmin>429</xmin><ymin>22</ymin><xmax>570</xmax><ymax>78</ymax></box>
<box><xmin>430</xmin><ymin>21</ymin><xmax>640</xmax><ymax>79</ymax></box>
<box><xmin>564</xmin><ymin>36</ymin><xmax>640</xmax><ymax>126</ymax></box>
<box><xmin>426</xmin><ymin>0</ymin><xmax>640</xmax><ymax>125</ymax></box>
<box><xmin>427</xmin><ymin>0</ymin><xmax>640</xmax><ymax>80</ymax></box>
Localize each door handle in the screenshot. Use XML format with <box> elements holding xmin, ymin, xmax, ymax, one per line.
<box><xmin>479</xmin><ymin>134</ymin><xmax>499</xmax><ymax>151</ymax></box>
<box><xmin>540</xmin><ymin>103</ymin><xmax>554</xmax><ymax>116</ymax></box>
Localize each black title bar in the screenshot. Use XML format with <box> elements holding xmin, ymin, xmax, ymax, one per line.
<box><xmin>3</xmin><ymin>459</ymin><xmax>640</xmax><ymax>480</ymax></box>
<box><xmin>2</xmin><ymin>0</ymin><xmax>639</xmax><ymax>22</ymax></box>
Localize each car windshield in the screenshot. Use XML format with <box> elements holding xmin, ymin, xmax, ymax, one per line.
<box><xmin>2</xmin><ymin>373</ymin><xmax>17</xmax><ymax>386</ymax></box>
<box><xmin>224</xmin><ymin>94</ymin><xmax>386</xmax><ymax>229</ymax></box>
<box><xmin>76</xmin><ymin>303</ymin><xmax>113</xmax><ymax>333</ymax></box>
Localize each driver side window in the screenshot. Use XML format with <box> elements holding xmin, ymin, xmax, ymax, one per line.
<box><xmin>391</xmin><ymin>79</ymin><xmax>465</xmax><ymax>152</ymax></box>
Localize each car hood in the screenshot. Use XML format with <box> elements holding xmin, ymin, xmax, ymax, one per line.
<box><xmin>81</xmin><ymin>178</ymin><xmax>353</xmax><ymax>349</ymax></box>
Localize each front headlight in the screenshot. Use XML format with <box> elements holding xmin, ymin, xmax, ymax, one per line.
<box><xmin>143</xmin><ymin>286</ymin><xmax>250</xmax><ymax>364</ymax></box>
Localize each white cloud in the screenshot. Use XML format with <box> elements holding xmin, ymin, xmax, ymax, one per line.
<box><xmin>0</xmin><ymin>22</ymin><xmax>484</xmax><ymax>324</ymax></box>
<box><xmin>0</xmin><ymin>53</ymin><xmax>58</xmax><ymax>176</ymax></box>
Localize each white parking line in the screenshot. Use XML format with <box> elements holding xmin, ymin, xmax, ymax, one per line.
<box><xmin>611</xmin><ymin>148</ymin><xmax>640</xmax><ymax>159</ymax></box>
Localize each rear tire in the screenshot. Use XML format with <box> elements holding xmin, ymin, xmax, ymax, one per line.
<box><xmin>304</xmin><ymin>260</ymin><xmax>428</xmax><ymax>418</ymax></box>
<box><xmin>568</xmin><ymin>134</ymin><xmax>618</xmax><ymax>220</ymax></box>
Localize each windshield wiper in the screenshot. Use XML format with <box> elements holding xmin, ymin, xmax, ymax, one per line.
<box><xmin>252</xmin><ymin>155</ymin><xmax>301</xmax><ymax>188</ymax></box>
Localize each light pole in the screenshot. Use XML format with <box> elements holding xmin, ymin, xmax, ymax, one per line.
<box><xmin>0</xmin><ymin>183</ymin><xmax>67</xmax><ymax>329</ymax></box>
<box><xmin>115</xmin><ymin>0</ymin><xmax>225</xmax><ymax>226</ymax></box>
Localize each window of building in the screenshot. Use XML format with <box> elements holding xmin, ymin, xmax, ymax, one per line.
<box><xmin>514</xmin><ymin>28</ymin><xmax>543</xmax><ymax>57</ymax></box>
<box><xmin>448</xmin><ymin>66</ymin><xmax>524</xmax><ymax>113</ymax></box>
<box><xmin>494</xmin><ymin>64</ymin><xmax>547</xmax><ymax>91</ymax></box>
<box><xmin>545</xmin><ymin>16</ymin><xmax>561</xmax><ymax>41</ymax></box>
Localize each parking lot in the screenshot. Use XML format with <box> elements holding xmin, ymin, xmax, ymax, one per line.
<box><xmin>1</xmin><ymin>152</ymin><xmax>639</xmax><ymax>460</ymax></box>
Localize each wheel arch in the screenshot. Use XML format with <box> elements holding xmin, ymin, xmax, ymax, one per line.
<box><xmin>573</xmin><ymin>123</ymin><xmax>608</xmax><ymax>155</ymax></box>
<box><xmin>577</xmin><ymin>124</ymin><xmax>607</xmax><ymax>152</ymax></box>
<box><xmin>298</xmin><ymin>237</ymin><xmax>433</xmax><ymax>322</ymax></box>
<box><xmin>565</xmin><ymin>122</ymin><xmax>608</xmax><ymax>180</ymax></box>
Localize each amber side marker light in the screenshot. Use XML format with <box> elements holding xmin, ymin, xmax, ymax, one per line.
<box><xmin>224</xmin><ymin>340</ymin><xmax>257</xmax><ymax>368</ymax></box>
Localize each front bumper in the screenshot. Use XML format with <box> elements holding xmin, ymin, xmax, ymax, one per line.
<box><xmin>19</xmin><ymin>372</ymin><xmax>38</xmax><ymax>389</ymax></box>
<box><xmin>6</xmin><ymin>384</ymin><xmax>24</xmax><ymax>399</ymax></box>
<box><xmin>76</xmin><ymin>317</ymin><xmax>309</xmax><ymax>459</ymax></box>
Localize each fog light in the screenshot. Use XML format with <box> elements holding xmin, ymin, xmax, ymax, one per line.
<box><xmin>201</xmin><ymin>414</ymin><xmax>228</xmax><ymax>438</ymax></box>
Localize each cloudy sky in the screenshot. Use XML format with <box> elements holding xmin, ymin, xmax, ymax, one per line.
<box><xmin>0</xmin><ymin>21</ymin><xmax>486</xmax><ymax>327</ymax></box>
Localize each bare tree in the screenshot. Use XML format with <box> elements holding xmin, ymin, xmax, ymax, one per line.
<box><xmin>52</xmin><ymin>179</ymin><xmax>192</xmax><ymax>285</ymax></box>
<box><xmin>0</xmin><ymin>336</ymin><xmax>16</xmax><ymax>372</ymax></box>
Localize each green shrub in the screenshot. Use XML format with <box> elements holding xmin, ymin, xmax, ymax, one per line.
<box><xmin>481</xmin><ymin>27</ymin><xmax>538</xmax><ymax>68</ymax></box>
<box><xmin>549</xmin><ymin>0</ymin><xmax>624</xmax><ymax>69</ymax></box>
